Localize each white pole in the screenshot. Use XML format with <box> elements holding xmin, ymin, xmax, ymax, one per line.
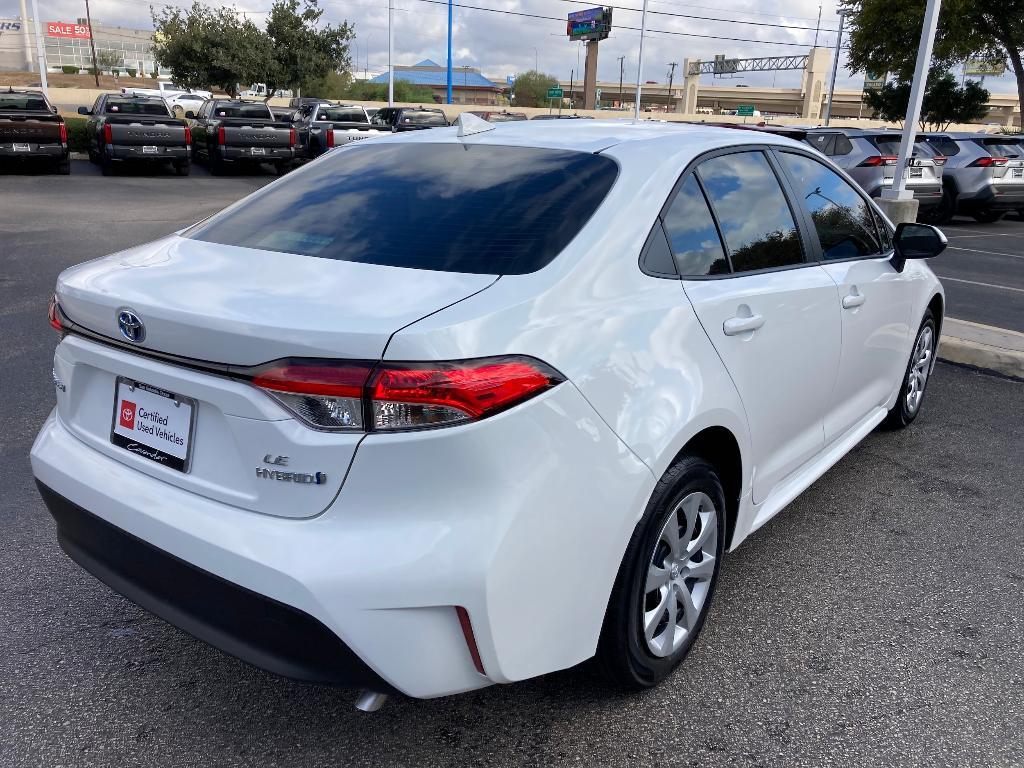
<box><xmin>29</xmin><ymin>0</ymin><xmax>48</xmax><ymax>100</ymax></box>
<box><xmin>883</xmin><ymin>0</ymin><xmax>943</xmax><ymax>200</ymax></box>
<box><xmin>822</xmin><ymin>10</ymin><xmax>847</xmax><ymax>126</ymax></box>
<box><xmin>18</xmin><ymin>0</ymin><xmax>32</xmax><ymax>69</ymax></box>
<box><xmin>387</xmin><ymin>0</ymin><xmax>394</xmax><ymax>107</ymax></box>
<box><xmin>633</xmin><ymin>0</ymin><xmax>649</xmax><ymax>120</ymax></box>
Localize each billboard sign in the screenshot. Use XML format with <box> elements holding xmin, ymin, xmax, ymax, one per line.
<box><xmin>47</xmin><ymin>21</ymin><xmax>91</xmax><ymax>39</ymax></box>
<box><xmin>567</xmin><ymin>7</ymin><xmax>612</xmax><ymax>42</ymax></box>
<box><xmin>863</xmin><ymin>71</ymin><xmax>887</xmax><ymax>91</ymax></box>
<box><xmin>712</xmin><ymin>54</ymin><xmax>738</xmax><ymax>76</ymax></box>
<box><xmin>965</xmin><ymin>58</ymin><xmax>1006</xmax><ymax>77</ymax></box>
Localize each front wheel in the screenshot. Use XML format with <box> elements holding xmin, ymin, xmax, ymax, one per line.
<box><xmin>972</xmin><ymin>209</ymin><xmax>1004</xmax><ymax>223</ymax></box>
<box><xmin>883</xmin><ymin>310</ymin><xmax>937</xmax><ymax>429</ymax></box>
<box><xmin>596</xmin><ymin>456</ymin><xmax>726</xmax><ymax>689</ymax></box>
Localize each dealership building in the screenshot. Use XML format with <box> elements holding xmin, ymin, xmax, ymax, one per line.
<box><xmin>0</xmin><ymin>15</ymin><xmax>165</xmax><ymax>76</ymax></box>
<box><xmin>369</xmin><ymin>60</ymin><xmax>505</xmax><ymax>105</ymax></box>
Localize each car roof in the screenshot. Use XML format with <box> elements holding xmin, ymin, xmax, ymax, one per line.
<box><xmin>369</xmin><ymin>118</ymin><xmax>808</xmax><ymax>156</ymax></box>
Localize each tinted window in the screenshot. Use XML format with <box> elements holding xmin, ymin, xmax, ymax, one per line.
<box><xmin>873</xmin><ymin>209</ymin><xmax>893</xmax><ymax>251</ymax></box>
<box><xmin>781</xmin><ymin>153</ymin><xmax>882</xmax><ymax>260</ymax></box>
<box><xmin>188</xmin><ymin>144</ymin><xmax>618</xmax><ymax>275</ymax></box>
<box><xmin>402</xmin><ymin>110</ymin><xmax>447</xmax><ymax>126</ymax></box>
<box><xmin>807</xmin><ymin>133</ymin><xmax>835</xmax><ymax>155</ymax></box>
<box><xmin>318</xmin><ymin>107</ymin><xmax>367</xmax><ymax>123</ymax></box>
<box><xmin>212</xmin><ymin>102</ymin><xmax>272</xmax><ymax>119</ymax></box>
<box><xmin>697</xmin><ymin>152</ymin><xmax>803</xmax><ymax>272</ymax></box>
<box><xmin>640</xmin><ymin>223</ymin><xmax>676</xmax><ymax>277</ymax></box>
<box><xmin>926</xmin><ymin>136</ymin><xmax>960</xmax><ymax>156</ymax></box>
<box><xmin>0</xmin><ymin>94</ymin><xmax>49</xmax><ymax>110</ymax></box>
<box><xmin>105</xmin><ymin>99</ymin><xmax>170</xmax><ymax>116</ymax></box>
<box><xmin>486</xmin><ymin>113</ymin><xmax>527</xmax><ymax>122</ymax></box>
<box><xmin>832</xmin><ymin>134</ymin><xmax>853</xmax><ymax>155</ymax></box>
<box><xmin>979</xmin><ymin>139</ymin><xmax>1023</xmax><ymax>158</ymax></box>
<box><xmin>871</xmin><ymin>136</ymin><xmax>930</xmax><ymax>157</ymax></box>
<box><xmin>662</xmin><ymin>175</ymin><xmax>729</xmax><ymax>276</ymax></box>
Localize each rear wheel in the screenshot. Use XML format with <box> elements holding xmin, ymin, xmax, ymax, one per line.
<box><xmin>209</xmin><ymin>151</ymin><xmax>226</xmax><ymax>176</ymax></box>
<box><xmin>54</xmin><ymin>157</ymin><xmax>71</xmax><ymax>175</ymax></box>
<box><xmin>883</xmin><ymin>310</ymin><xmax>937</xmax><ymax>430</ymax></box>
<box><xmin>174</xmin><ymin>160</ymin><xmax>191</xmax><ymax>176</ymax></box>
<box><xmin>597</xmin><ymin>456</ymin><xmax>726</xmax><ymax>689</ymax></box>
<box><xmin>100</xmin><ymin>154</ymin><xmax>114</xmax><ymax>176</ymax></box>
<box><xmin>923</xmin><ymin>187</ymin><xmax>955</xmax><ymax>225</ymax></box>
<box><xmin>972</xmin><ymin>209</ymin><xmax>1004</xmax><ymax>223</ymax></box>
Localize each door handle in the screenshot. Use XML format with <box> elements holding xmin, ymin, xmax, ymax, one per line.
<box><xmin>842</xmin><ymin>291</ymin><xmax>866</xmax><ymax>309</ymax></box>
<box><xmin>723</xmin><ymin>313</ymin><xmax>765</xmax><ymax>336</ymax></box>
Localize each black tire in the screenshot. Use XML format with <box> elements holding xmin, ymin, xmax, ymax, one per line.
<box><xmin>924</xmin><ymin>187</ymin><xmax>955</xmax><ymax>225</ymax></box>
<box><xmin>209</xmin><ymin>152</ymin><xmax>226</xmax><ymax>176</ymax></box>
<box><xmin>596</xmin><ymin>456</ymin><xmax>726</xmax><ymax>690</ymax></box>
<box><xmin>174</xmin><ymin>160</ymin><xmax>191</xmax><ymax>176</ymax></box>
<box><xmin>100</xmin><ymin>154</ymin><xmax>114</xmax><ymax>176</ymax></box>
<box><xmin>972</xmin><ymin>209</ymin><xmax>1004</xmax><ymax>223</ymax></box>
<box><xmin>54</xmin><ymin>157</ymin><xmax>71</xmax><ymax>175</ymax></box>
<box><xmin>883</xmin><ymin>309</ymin><xmax>937</xmax><ymax>430</ymax></box>
<box><xmin>87</xmin><ymin>148</ymin><xmax>98</xmax><ymax>164</ymax></box>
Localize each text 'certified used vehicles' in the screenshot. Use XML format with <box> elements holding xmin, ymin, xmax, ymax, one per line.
<box><xmin>33</xmin><ymin>118</ymin><xmax>946</xmax><ymax>708</ymax></box>
<box><xmin>79</xmin><ymin>94</ymin><xmax>191</xmax><ymax>176</ymax></box>
<box><xmin>187</xmin><ymin>99</ymin><xmax>296</xmax><ymax>175</ymax></box>
<box><xmin>0</xmin><ymin>89</ymin><xmax>70</xmax><ymax>174</ymax></box>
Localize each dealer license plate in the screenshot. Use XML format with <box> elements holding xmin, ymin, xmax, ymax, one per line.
<box><xmin>142</xmin><ymin>145</ymin><xmax>158</xmax><ymax>154</ymax></box>
<box><xmin>110</xmin><ymin>377</ymin><xmax>195</xmax><ymax>473</ymax></box>
<box><xmin>1013</xmin><ymin>168</ymin><xmax>1023</xmax><ymax>179</ymax></box>
<box><xmin>251</xmin><ymin>146</ymin><xmax>266</xmax><ymax>155</ymax></box>
<box><xmin>13</xmin><ymin>143</ymin><xmax>30</xmax><ymax>151</ymax></box>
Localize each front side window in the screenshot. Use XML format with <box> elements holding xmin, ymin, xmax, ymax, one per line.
<box><xmin>780</xmin><ymin>152</ymin><xmax>883</xmax><ymax>260</ymax></box>
<box><xmin>697</xmin><ymin>151</ymin><xmax>804</xmax><ymax>273</ymax></box>
<box><xmin>662</xmin><ymin>175</ymin><xmax>729</xmax><ymax>276</ymax></box>
<box><xmin>188</xmin><ymin>143</ymin><xmax>619</xmax><ymax>275</ymax></box>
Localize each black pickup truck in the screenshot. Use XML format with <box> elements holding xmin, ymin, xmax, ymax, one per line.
<box><xmin>292</xmin><ymin>103</ymin><xmax>387</xmax><ymax>160</ymax></box>
<box><xmin>0</xmin><ymin>89</ymin><xmax>69</xmax><ymax>174</ymax></box>
<box><xmin>78</xmin><ymin>94</ymin><xmax>190</xmax><ymax>176</ymax></box>
<box><xmin>187</xmin><ymin>99</ymin><xmax>295</xmax><ymax>175</ymax></box>
<box><xmin>369</xmin><ymin>107</ymin><xmax>449</xmax><ymax>133</ymax></box>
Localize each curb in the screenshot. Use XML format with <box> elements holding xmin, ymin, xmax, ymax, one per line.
<box><xmin>70</xmin><ymin>152</ymin><xmax>89</xmax><ymax>160</ymax></box>
<box><xmin>939</xmin><ymin>318</ymin><xmax>1024</xmax><ymax>380</ymax></box>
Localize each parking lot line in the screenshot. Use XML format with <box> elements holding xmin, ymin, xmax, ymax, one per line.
<box><xmin>945</xmin><ymin>228</ymin><xmax>1024</xmax><ymax>238</ymax></box>
<box><xmin>946</xmin><ymin>245</ymin><xmax>1024</xmax><ymax>260</ymax></box>
<box><xmin>938</xmin><ymin>275</ymin><xmax>1024</xmax><ymax>294</ymax></box>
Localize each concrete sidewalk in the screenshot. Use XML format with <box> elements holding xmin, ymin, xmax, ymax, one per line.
<box><xmin>940</xmin><ymin>317</ymin><xmax>1024</xmax><ymax>379</ymax></box>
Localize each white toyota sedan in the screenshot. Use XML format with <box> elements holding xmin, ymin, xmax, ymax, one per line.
<box><xmin>32</xmin><ymin>117</ymin><xmax>946</xmax><ymax>708</ymax></box>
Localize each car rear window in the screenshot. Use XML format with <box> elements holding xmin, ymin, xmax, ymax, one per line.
<box><xmin>212</xmin><ymin>103</ymin><xmax>273</xmax><ymax>119</ymax></box>
<box><xmin>187</xmin><ymin>143</ymin><xmax>619</xmax><ymax>274</ymax></box>
<box><xmin>871</xmin><ymin>136</ymin><xmax>934</xmax><ymax>157</ymax></box>
<box><xmin>402</xmin><ymin>110</ymin><xmax>447</xmax><ymax>126</ymax></box>
<box><xmin>925</xmin><ymin>136</ymin><xmax>960</xmax><ymax>156</ymax></box>
<box><xmin>977</xmin><ymin>139</ymin><xmax>1023</xmax><ymax>158</ymax></box>
<box><xmin>0</xmin><ymin>94</ymin><xmax>49</xmax><ymax>111</ymax></box>
<box><xmin>105</xmin><ymin>99</ymin><xmax>170</xmax><ymax>116</ymax></box>
<box><xmin>319</xmin><ymin>107</ymin><xmax>367</xmax><ymax>123</ymax></box>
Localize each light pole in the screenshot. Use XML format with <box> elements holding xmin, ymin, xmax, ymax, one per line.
<box><xmin>532</xmin><ymin>47</ymin><xmax>538</xmax><ymax>72</ymax></box>
<box><xmin>823</xmin><ymin>9</ymin><xmax>848</xmax><ymax>126</ymax></box>
<box><xmin>633</xmin><ymin>0</ymin><xmax>649</xmax><ymax>120</ymax></box>
<box><xmin>387</xmin><ymin>0</ymin><xmax>394</xmax><ymax>106</ymax></box>
<box><xmin>29</xmin><ymin>0</ymin><xmax>48</xmax><ymax>97</ymax></box>
<box><xmin>618</xmin><ymin>55</ymin><xmax>625</xmax><ymax>110</ymax></box>
<box><xmin>883</xmin><ymin>0</ymin><xmax>943</xmax><ymax>201</ymax></box>
<box><xmin>446</xmin><ymin>0</ymin><xmax>452</xmax><ymax>104</ymax></box>
<box><xmin>667</xmin><ymin>61</ymin><xmax>677</xmax><ymax>112</ymax></box>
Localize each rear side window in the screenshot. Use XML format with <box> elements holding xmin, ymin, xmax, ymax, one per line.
<box><xmin>662</xmin><ymin>175</ymin><xmax>729</xmax><ymax>276</ymax></box>
<box><xmin>188</xmin><ymin>143</ymin><xmax>618</xmax><ymax>275</ymax></box>
<box><xmin>832</xmin><ymin>135</ymin><xmax>853</xmax><ymax>155</ymax></box>
<box><xmin>105</xmin><ymin>99</ymin><xmax>169</xmax><ymax>116</ymax></box>
<box><xmin>807</xmin><ymin>133</ymin><xmax>835</xmax><ymax>155</ymax></box>
<box><xmin>697</xmin><ymin>151</ymin><xmax>804</xmax><ymax>273</ymax></box>
<box><xmin>780</xmin><ymin>153</ymin><xmax>882</xmax><ymax>260</ymax></box>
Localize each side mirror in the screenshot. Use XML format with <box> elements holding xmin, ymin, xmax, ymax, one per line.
<box><xmin>51</xmin><ymin>105</ymin><xmax>59</xmax><ymax>114</ymax></box>
<box><xmin>77</xmin><ymin>106</ymin><xmax>90</xmax><ymax>115</ymax></box>
<box><xmin>184</xmin><ymin>110</ymin><xmax>196</xmax><ymax>119</ymax></box>
<box><xmin>892</xmin><ymin>222</ymin><xmax>947</xmax><ymax>272</ymax></box>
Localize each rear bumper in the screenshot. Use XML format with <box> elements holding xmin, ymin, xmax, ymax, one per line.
<box><xmin>220</xmin><ymin>146</ymin><xmax>293</xmax><ymax>162</ymax></box>
<box><xmin>0</xmin><ymin>144</ymin><xmax>65</xmax><ymax>159</ymax></box>
<box><xmin>956</xmin><ymin>184</ymin><xmax>1024</xmax><ymax>211</ymax></box>
<box><xmin>108</xmin><ymin>144</ymin><xmax>189</xmax><ymax>162</ymax></box>
<box><xmin>37</xmin><ymin>480</ymin><xmax>395</xmax><ymax>692</ymax></box>
<box><xmin>31</xmin><ymin>378</ymin><xmax>652</xmax><ymax>697</ymax></box>
<box><xmin>867</xmin><ymin>182</ymin><xmax>943</xmax><ymax>209</ymax></box>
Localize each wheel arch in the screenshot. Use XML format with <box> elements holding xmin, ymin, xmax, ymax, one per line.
<box><xmin>927</xmin><ymin>291</ymin><xmax>944</xmax><ymax>337</ymax></box>
<box><xmin>668</xmin><ymin>426</ymin><xmax>743</xmax><ymax>550</ymax></box>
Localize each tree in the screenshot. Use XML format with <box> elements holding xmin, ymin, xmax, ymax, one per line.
<box><xmin>339</xmin><ymin>79</ymin><xmax>437</xmax><ymax>103</ymax></box>
<box><xmin>263</xmin><ymin>0</ymin><xmax>354</xmax><ymax>99</ymax></box>
<box><xmin>863</xmin><ymin>70</ymin><xmax>989</xmax><ymax>129</ymax></box>
<box><xmin>152</xmin><ymin>2</ymin><xmax>269</xmax><ymax>96</ymax></box>
<box><xmin>511</xmin><ymin>70</ymin><xmax>558</xmax><ymax>108</ymax></box>
<box><xmin>96</xmin><ymin>50</ymin><xmax>123</xmax><ymax>73</ymax></box>
<box><xmin>842</xmin><ymin>0</ymin><xmax>1024</xmax><ymax>118</ymax></box>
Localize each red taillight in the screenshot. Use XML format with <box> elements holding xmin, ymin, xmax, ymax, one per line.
<box><xmin>184</xmin><ymin>126</ymin><xmax>191</xmax><ymax>146</ymax></box>
<box><xmin>48</xmin><ymin>295</ymin><xmax>64</xmax><ymax>333</ymax></box>
<box><xmin>103</xmin><ymin>124</ymin><xmax>112</xmax><ymax>145</ymax></box>
<box><xmin>250</xmin><ymin>356</ymin><xmax>563</xmax><ymax>432</ymax></box>
<box><xmin>325</xmin><ymin>129</ymin><xmax>334</xmax><ymax>149</ymax></box>
<box><xmin>59</xmin><ymin>122</ymin><xmax>67</xmax><ymax>144</ymax></box>
<box><xmin>970</xmin><ymin>156</ymin><xmax>1008</xmax><ymax>167</ymax></box>
<box><xmin>289</xmin><ymin>127</ymin><xmax>297</xmax><ymax>147</ymax></box>
<box><xmin>931</xmin><ymin>155</ymin><xmax>947</xmax><ymax>166</ymax></box>
<box><xmin>858</xmin><ymin>155</ymin><xmax>898</xmax><ymax>167</ymax></box>
<box><xmin>455</xmin><ymin>607</ymin><xmax>486</xmax><ymax>676</ymax></box>
<box><xmin>217</xmin><ymin>126</ymin><xmax>226</xmax><ymax>145</ymax></box>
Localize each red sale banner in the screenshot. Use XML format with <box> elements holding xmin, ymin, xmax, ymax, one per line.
<box><xmin>46</xmin><ymin>21</ymin><xmax>91</xmax><ymax>39</ymax></box>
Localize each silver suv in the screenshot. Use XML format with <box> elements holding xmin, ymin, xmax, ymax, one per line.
<box><xmin>804</xmin><ymin>129</ymin><xmax>943</xmax><ymax>217</ymax></box>
<box><xmin>920</xmin><ymin>133</ymin><xmax>1024</xmax><ymax>223</ymax></box>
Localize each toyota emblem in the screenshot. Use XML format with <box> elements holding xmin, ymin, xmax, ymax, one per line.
<box><xmin>117</xmin><ymin>308</ymin><xmax>146</xmax><ymax>343</ymax></box>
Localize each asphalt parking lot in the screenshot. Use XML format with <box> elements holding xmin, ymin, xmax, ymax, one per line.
<box><xmin>2</xmin><ymin>169</ymin><xmax>1023</xmax><ymax>767</ymax></box>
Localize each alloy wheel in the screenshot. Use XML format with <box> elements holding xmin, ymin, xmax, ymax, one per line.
<box><xmin>642</xmin><ymin>491</ymin><xmax>718</xmax><ymax>657</ymax></box>
<box><xmin>906</xmin><ymin>325</ymin><xmax>934</xmax><ymax>415</ymax></box>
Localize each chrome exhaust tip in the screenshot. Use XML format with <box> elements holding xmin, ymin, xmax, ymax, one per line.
<box><xmin>355</xmin><ymin>691</ymin><xmax>389</xmax><ymax>712</ymax></box>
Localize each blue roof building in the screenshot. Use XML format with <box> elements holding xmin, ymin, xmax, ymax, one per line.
<box><xmin>369</xmin><ymin>60</ymin><xmax>505</xmax><ymax>106</ymax></box>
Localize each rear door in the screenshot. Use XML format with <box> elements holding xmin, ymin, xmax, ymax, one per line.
<box><xmin>677</xmin><ymin>148</ymin><xmax>841</xmax><ymax>504</ymax></box>
<box><xmin>774</xmin><ymin>149</ymin><xmax>913</xmax><ymax>443</ymax></box>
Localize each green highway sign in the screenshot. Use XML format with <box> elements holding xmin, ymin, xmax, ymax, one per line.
<box><xmin>736</xmin><ymin>104</ymin><xmax>756</xmax><ymax>116</ymax></box>
<box><xmin>547</xmin><ymin>87</ymin><xmax>564</xmax><ymax>99</ymax></box>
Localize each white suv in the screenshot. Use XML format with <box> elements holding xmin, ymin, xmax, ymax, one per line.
<box><xmin>32</xmin><ymin>119</ymin><xmax>945</xmax><ymax>706</ymax></box>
